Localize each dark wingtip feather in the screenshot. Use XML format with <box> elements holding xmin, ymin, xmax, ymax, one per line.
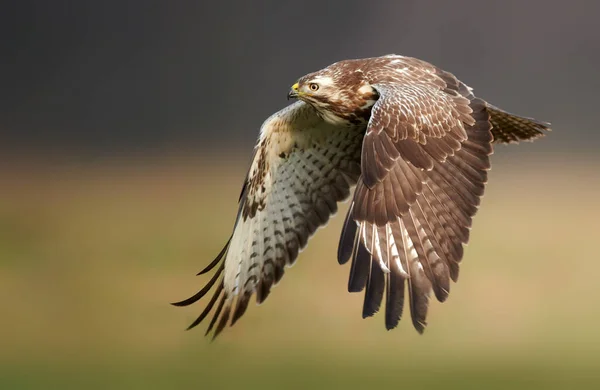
<box><xmin>185</xmin><ymin>281</ymin><xmax>224</xmax><ymax>330</ymax></box>
<box><xmin>205</xmin><ymin>293</ymin><xmax>227</xmax><ymax>337</ymax></box>
<box><xmin>338</xmin><ymin>204</ymin><xmax>358</xmax><ymax>265</ymax></box>
<box><xmin>255</xmin><ymin>276</ymin><xmax>273</xmax><ymax>304</ymax></box>
<box><xmin>231</xmin><ymin>292</ymin><xmax>251</xmax><ymax>326</ymax></box>
<box><xmin>385</xmin><ymin>267</ymin><xmax>405</xmax><ymax>330</ymax></box>
<box><xmin>348</xmin><ymin>241</ymin><xmax>370</xmax><ymax>293</ymax></box>
<box><xmin>407</xmin><ymin>268</ymin><xmax>431</xmax><ymax>335</ymax></box>
<box><xmin>212</xmin><ymin>304</ymin><xmax>232</xmax><ymax>340</ymax></box>
<box><xmin>435</xmin><ymin>281</ymin><xmax>450</xmax><ymax>303</ymax></box>
<box><xmin>197</xmin><ymin>237</ymin><xmax>231</xmax><ymax>275</ymax></box>
<box><xmin>409</xmin><ymin>293</ymin><xmax>429</xmax><ymax>335</ymax></box>
<box><xmin>171</xmin><ymin>263</ymin><xmax>225</xmax><ymax>307</ymax></box>
<box><xmin>362</xmin><ymin>258</ymin><xmax>385</xmax><ymax>318</ymax></box>
<box><xmin>413</xmin><ymin>320</ymin><xmax>426</xmax><ymax>334</ymax></box>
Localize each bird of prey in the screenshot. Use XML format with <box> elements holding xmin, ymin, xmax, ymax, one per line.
<box><xmin>173</xmin><ymin>54</ymin><xmax>550</xmax><ymax>339</ymax></box>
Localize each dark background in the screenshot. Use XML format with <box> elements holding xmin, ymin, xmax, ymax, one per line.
<box><xmin>2</xmin><ymin>2</ymin><xmax>600</xmax><ymax>389</ymax></box>
<box><xmin>3</xmin><ymin>0</ymin><xmax>599</xmax><ymax>156</ymax></box>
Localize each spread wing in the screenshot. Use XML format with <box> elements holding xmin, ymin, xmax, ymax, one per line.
<box><xmin>339</xmin><ymin>58</ymin><xmax>494</xmax><ymax>332</ymax></box>
<box><xmin>173</xmin><ymin>101</ymin><xmax>364</xmax><ymax>338</ymax></box>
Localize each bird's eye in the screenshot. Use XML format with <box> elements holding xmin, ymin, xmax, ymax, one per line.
<box><xmin>309</xmin><ymin>83</ymin><xmax>319</xmax><ymax>91</ymax></box>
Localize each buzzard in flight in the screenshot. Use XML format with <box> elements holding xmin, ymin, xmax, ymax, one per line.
<box><xmin>173</xmin><ymin>55</ymin><xmax>550</xmax><ymax>338</ymax></box>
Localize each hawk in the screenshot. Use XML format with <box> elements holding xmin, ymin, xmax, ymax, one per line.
<box><xmin>173</xmin><ymin>55</ymin><xmax>550</xmax><ymax>338</ymax></box>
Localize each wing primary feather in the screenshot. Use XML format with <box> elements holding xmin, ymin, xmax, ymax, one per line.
<box><xmin>256</xmin><ymin>273</ymin><xmax>273</xmax><ymax>304</ymax></box>
<box><xmin>212</xmin><ymin>304</ymin><xmax>232</xmax><ymax>340</ymax></box>
<box><xmin>414</xmin><ymin>195</ymin><xmax>454</xmax><ymax>264</ymax></box>
<box><xmin>410</xmin><ymin>206</ymin><xmax>451</xmax><ymax>302</ymax></box>
<box><xmin>171</xmin><ymin>263</ymin><xmax>225</xmax><ymax>307</ymax></box>
<box><xmin>185</xmin><ymin>280</ymin><xmax>224</xmax><ymax>330</ymax></box>
<box><xmin>385</xmin><ymin>225</ymin><xmax>406</xmax><ymax>330</ymax></box>
<box><xmin>415</xmin><ymin>189</ymin><xmax>462</xmax><ymax>281</ymax></box>
<box><xmin>205</xmin><ymin>292</ymin><xmax>227</xmax><ymax>336</ymax></box>
<box><xmin>423</xmin><ymin>181</ymin><xmax>466</xmax><ymax>262</ymax></box>
<box><xmin>197</xmin><ymin>237</ymin><xmax>231</xmax><ymax>275</ymax></box>
<box><xmin>385</xmin><ymin>270</ymin><xmax>405</xmax><ymax>330</ymax></box>
<box><xmin>338</xmin><ymin>203</ymin><xmax>358</xmax><ymax>265</ymax></box>
<box><xmin>399</xmin><ymin>218</ymin><xmax>430</xmax><ymax>334</ymax></box>
<box><xmin>362</xmin><ymin>224</ymin><xmax>385</xmax><ymax>318</ymax></box>
<box><xmin>230</xmin><ymin>292</ymin><xmax>251</xmax><ymax>326</ymax></box>
<box><xmin>348</xmin><ymin>224</ymin><xmax>370</xmax><ymax>293</ymax></box>
<box><xmin>402</xmin><ymin>212</ymin><xmax>448</xmax><ymax>303</ymax></box>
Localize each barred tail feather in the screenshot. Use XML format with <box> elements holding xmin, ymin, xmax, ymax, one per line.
<box><xmin>487</xmin><ymin>104</ymin><xmax>551</xmax><ymax>144</ymax></box>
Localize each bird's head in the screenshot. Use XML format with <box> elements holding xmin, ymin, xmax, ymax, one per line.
<box><xmin>287</xmin><ymin>61</ymin><xmax>378</xmax><ymax>125</ymax></box>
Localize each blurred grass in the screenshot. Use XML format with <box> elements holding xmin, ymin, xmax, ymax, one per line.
<box><xmin>1</xmin><ymin>153</ymin><xmax>599</xmax><ymax>389</ymax></box>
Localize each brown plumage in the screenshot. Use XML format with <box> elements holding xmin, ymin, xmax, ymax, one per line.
<box><xmin>173</xmin><ymin>55</ymin><xmax>550</xmax><ymax>338</ymax></box>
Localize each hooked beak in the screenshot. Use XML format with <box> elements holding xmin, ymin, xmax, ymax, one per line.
<box><xmin>287</xmin><ymin>83</ymin><xmax>299</xmax><ymax>100</ymax></box>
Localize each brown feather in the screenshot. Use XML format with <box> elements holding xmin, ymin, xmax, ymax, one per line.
<box><xmin>415</xmin><ymin>187</ymin><xmax>460</xmax><ymax>264</ymax></box>
<box><xmin>363</xmin><ymin>255</ymin><xmax>385</xmax><ymax>318</ymax></box>
<box><xmin>348</xmin><ymin>229</ymin><xmax>371</xmax><ymax>293</ymax></box>
<box><xmin>230</xmin><ymin>291</ymin><xmax>251</xmax><ymax>326</ymax></box>
<box><xmin>395</xmin><ymin>139</ymin><xmax>434</xmax><ymax>171</ymax></box>
<box><xmin>394</xmin><ymin>219</ymin><xmax>431</xmax><ymax>333</ymax></box>
<box><xmin>338</xmin><ymin>203</ymin><xmax>358</xmax><ymax>265</ymax></box>
<box><xmin>385</xmin><ymin>251</ymin><xmax>406</xmax><ymax>330</ymax></box>
<box><xmin>401</xmin><ymin>213</ymin><xmax>449</xmax><ymax>302</ymax></box>
<box><xmin>362</xmin><ymin>225</ymin><xmax>385</xmax><ymax>317</ymax></box>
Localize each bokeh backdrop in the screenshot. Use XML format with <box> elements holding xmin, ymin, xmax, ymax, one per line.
<box><xmin>2</xmin><ymin>1</ymin><xmax>600</xmax><ymax>389</ymax></box>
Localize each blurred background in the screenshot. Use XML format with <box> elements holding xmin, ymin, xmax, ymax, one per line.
<box><xmin>2</xmin><ymin>1</ymin><xmax>599</xmax><ymax>389</ymax></box>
